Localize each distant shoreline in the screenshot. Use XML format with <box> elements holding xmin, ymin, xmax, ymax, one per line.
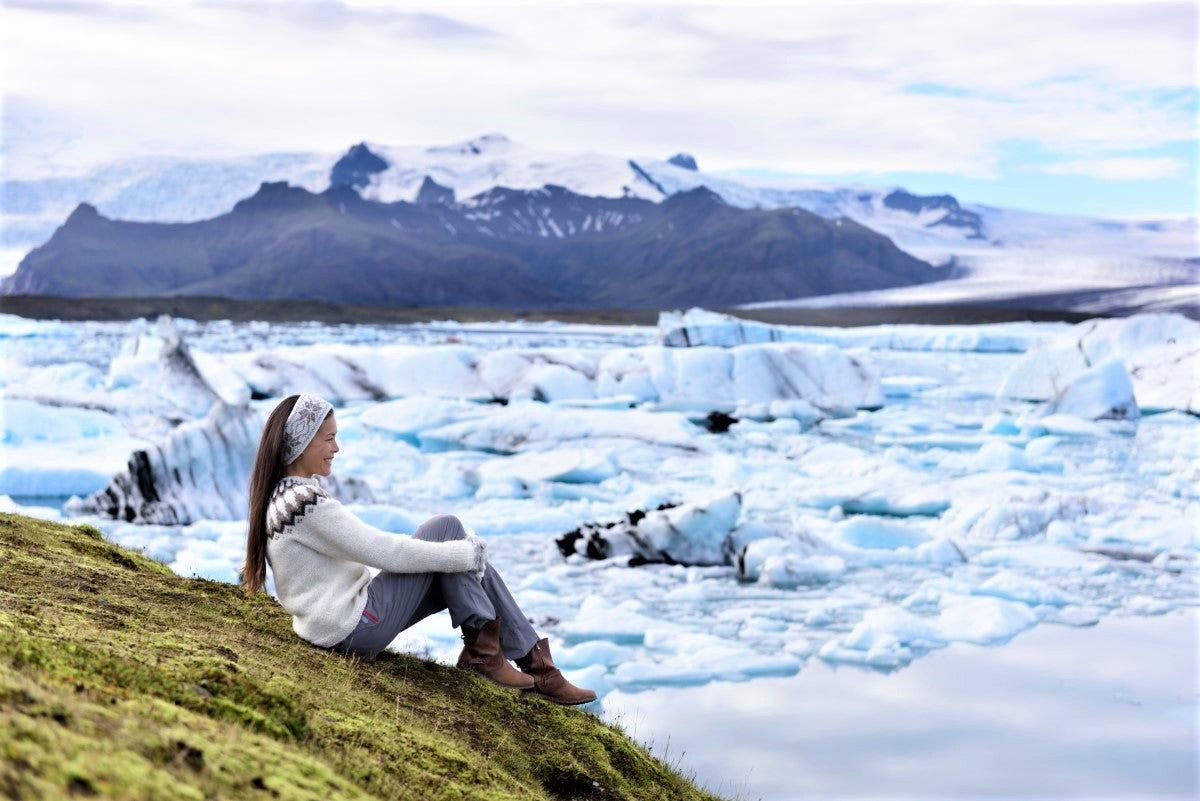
<box><xmin>0</xmin><ymin>295</ymin><xmax>1102</xmax><ymax>327</ymax></box>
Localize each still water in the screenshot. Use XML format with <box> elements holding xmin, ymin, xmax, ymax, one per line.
<box><xmin>603</xmin><ymin>610</ymin><xmax>1198</xmax><ymax>801</ymax></box>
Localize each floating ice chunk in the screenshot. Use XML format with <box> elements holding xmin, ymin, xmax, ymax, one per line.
<box><xmin>521</xmin><ymin>362</ymin><xmax>596</xmax><ymax>402</ymax></box>
<box><xmin>556</xmin><ymin>595</ymin><xmax>656</xmax><ymax>644</ymax></box>
<box><xmin>760</xmin><ymin>553</ymin><xmax>846</xmax><ymax>588</ymax></box>
<box><xmin>419</xmin><ymin>403</ymin><xmax>701</xmax><ymax>453</ymax></box>
<box><xmin>731</xmin><ymin>344</ymin><xmax>883</xmax><ymax>414</ymax></box>
<box><xmin>733</xmin><ymin>399</ymin><xmax>823</xmax><ymax>424</ymax></box>
<box><xmin>191</xmin><ymin>351</ymin><xmax>251</xmax><ymax>406</ymax></box>
<box><xmin>940</xmin><ymin>440</ymin><xmax>1036</xmax><ymax>473</ymax></box>
<box><xmin>939</xmin><ymin>486</ymin><xmax>1101</xmax><ymax>541</ymax></box>
<box><xmin>736</xmin><ymin>537</ymin><xmax>793</xmax><ymax>581</ymax></box>
<box><xmin>66</xmin><ymin>402</ymin><xmax>372</xmax><ymax>524</ymax></box>
<box><xmin>559</xmin><ymin>490</ymin><xmax>749</xmax><ymax>566</ymax></box>
<box><xmin>105</xmin><ymin>316</ymin><xmax>224</xmax><ymax>419</ymax></box>
<box><xmin>819</xmin><ymin>606</ymin><xmax>939</xmax><ymax>669</ymax></box>
<box><xmin>900</xmin><ymin>577</ymin><xmax>975</xmax><ymax>609</ymax></box>
<box><xmin>404</xmin><ymin>457</ymin><xmax>482</xmax><ymax>499</ymax></box>
<box><xmin>1123</xmin><ymin>596</ymin><xmax>1174</xmax><ymax>615</ymax></box>
<box><xmin>611</xmin><ymin>659</ymin><xmax>714</xmax><ymax>687</ymax></box>
<box><xmin>562</xmin><ymin>664</ymin><xmax>612</xmax><ymax>701</ymax></box>
<box><xmin>1022</xmin><ymin>413</ymin><xmax>1108</xmax><ymax>438</ymax></box>
<box><xmin>832</xmin><ymin>517</ymin><xmax>932</xmax><ymax>550</ymax></box>
<box><xmin>657</xmin><ymin>308</ymin><xmax>779</xmax><ymax>347</ymax></box>
<box><xmin>0</xmin><ymin>400</ymin><xmax>144</xmax><ymax>495</ymax></box>
<box><xmin>594</xmin><ymin>350</ymin><xmax>659</xmax><ymax>402</ymax></box>
<box><xmin>1044</xmin><ymin>519</ymin><xmax>1087</xmax><ymax>544</ymax></box>
<box><xmin>553</xmin><ymin>640</ymin><xmax>637</xmax><ymax>670</ymax></box>
<box><xmin>1041</xmin><ymin>606</ymin><xmax>1103</xmax><ymax>627</ymax></box>
<box><xmin>2</xmin><ymin>399</ymin><xmax>125</xmax><ymax>445</ymax></box>
<box><xmin>637</xmin><ymin>490</ymin><xmax>743</xmax><ymax>564</ymax></box>
<box><xmin>844</xmin><ymin>606</ymin><xmax>945</xmax><ymax>650</ymax></box>
<box><xmin>0</xmin><ymin>457</ymin><xmax>119</xmax><ymax>497</ymax></box>
<box><xmin>477</xmin><ymin>448</ymin><xmax>618</xmax><ymax>486</ymax></box>
<box><xmin>167</xmin><ymin>519</ymin><xmax>247</xmax><ymax>582</ymax></box>
<box><xmin>475</xmin><ymin>351</ymin><xmax>534</xmax><ymax>398</ymax></box>
<box><xmin>367</xmin><ymin>344</ymin><xmax>492</xmax><ymax>399</ymax></box>
<box><xmin>657</xmin><ymin>308</ymin><xmax>1054</xmax><ymax>352</ymax></box>
<box><xmin>1000</xmin><ymin>313</ymin><xmax>1200</xmax><ymax>413</ymax></box>
<box><xmin>1093</xmin><ymin>516</ymin><xmax>1200</xmax><ymax>551</ymax></box>
<box><xmin>1044</xmin><ymin>359</ymin><xmax>1138</xmax><ymax>420</ymax></box>
<box><xmin>933</xmin><ymin>595</ymin><xmax>1037</xmax><ymax>645</ymax></box>
<box><xmin>1024</xmin><ymin>435</ymin><xmax>1060</xmax><ymax>461</ymax></box>
<box><xmin>792</xmin><ymin>445</ymin><xmax>952</xmax><ymax>516</ymax></box>
<box><xmin>613</xmin><ymin>631</ymin><xmax>801</xmax><ymax>687</ymax></box>
<box><xmin>982</xmin><ymin>413</ymin><xmax>1022</xmax><ymax>435</ymax></box>
<box><xmin>974</xmin><ymin>544</ymin><xmax>1095</xmax><ymax>570</ymax></box>
<box><xmin>974</xmin><ymin>571</ymin><xmax>1079</xmax><ymax>606</ymax></box>
<box><xmin>360</xmin><ymin>397</ymin><xmax>486</xmax><ymax>440</ymax></box>
<box><xmin>881</xmin><ymin>375</ymin><xmax>943</xmax><ymax>397</ymax></box>
<box><xmin>818</xmin><ymin>640</ymin><xmax>915</xmax><ymax>670</ymax></box>
<box><xmin>477</xmin><ymin>350</ymin><xmax>599</xmax><ymax>402</ymax></box>
<box><xmin>0</xmin><ymin>495</ymin><xmax>65</xmax><ymax>521</ymax></box>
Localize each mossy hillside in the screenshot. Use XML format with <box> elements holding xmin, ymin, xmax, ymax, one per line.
<box><xmin>0</xmin><ymin>514</ymin><xmax>722</xmax><ymax>801</ymax></box>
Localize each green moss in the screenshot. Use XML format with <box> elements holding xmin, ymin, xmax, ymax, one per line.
<box><xmin>0</xmin><ymin>513</ymin><xmax>722</xmax><ymax>801</ymax></box>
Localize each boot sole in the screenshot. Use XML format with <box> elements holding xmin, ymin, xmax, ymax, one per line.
<box><xmin>458</xmin><ymin>659</ymin><xmax>536</xmax><ymax>691</ymax></box>
<box><xmin>523</xmin><ymin>690</ymin><xmax>598</xmax><ymax>706</ymax></box>
<box><xmin>461</xmin><ymin>667</ymin><xmax>535</xmax><ymax>691</ymax></box>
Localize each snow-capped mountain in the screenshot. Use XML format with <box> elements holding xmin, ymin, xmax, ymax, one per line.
<box><xmin>2</xmin><ymin>180</ymin><xmax>942</xmax><ymax>309</ymax></box>
<box><xmin>3</xmin><ymin>134</ymin><xmax>1196</xmax><ymax>311</ymax></box>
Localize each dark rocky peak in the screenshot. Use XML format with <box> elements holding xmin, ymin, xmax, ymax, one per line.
<box><xmin>663</xmin><ymin>185</ymin><xmax>726</xmax><ymax>209</ymax></box>
<box><xmin>321</xmin><ymin>183</ymin><xmax>373</xmax><ymax>214</ymax></box>
<box><xmin>329</xmin><ymin>142</ymin><xmax>389</xmax><ymax>189</ymax></box>
<box><xmin>883</xmin><ymin>189</ymin><xmax>985</xmax><ymax>240</ymax></box>
<box><xmin>64</xmin><ymin>202</ymin><xmax>104</xmax><ymax>225</ymax></box>
<box><xmin>415</xmin><ymin>176</ymin><xmax>456</xmax><ymax>206</ymax></box>
<box><xmin>232</xmin><ymin>182</ymin><xmax>321</xmax><ymax>214</ymax></box>
<box><xmin>667</xmin><ymin>153</ymin><xmax>699</xmax><ymax>170</ymax></box>
<box><xmin>883</xmin><ymin>189</ymin><xmax>961</xmax><ymax>214</ymax></box>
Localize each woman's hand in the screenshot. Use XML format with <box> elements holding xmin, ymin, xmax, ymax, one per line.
<box><xmin>464</xmin><ymin>528</ymin><xmax>487</xmax><ymax>579</ymax></box>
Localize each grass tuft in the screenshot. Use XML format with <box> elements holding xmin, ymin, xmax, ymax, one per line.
<box><xmin>0</xmin><ymin>513</ymin><xmax>723</xmax><ymax>801</ymax></box>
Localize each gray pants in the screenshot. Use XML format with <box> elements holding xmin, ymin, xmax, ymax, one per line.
<box><xmin>333</xmin><ymin>515</ymin><xmax>539</xmax><ymax>661</ymax></box>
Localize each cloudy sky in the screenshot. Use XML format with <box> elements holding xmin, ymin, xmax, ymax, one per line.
<box><xmin>1</xmin><ymin>0</ymin><xmax>1195</xmax><ymax>217</ymax></box>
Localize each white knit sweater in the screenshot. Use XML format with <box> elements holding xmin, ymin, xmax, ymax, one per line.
<box><xmin>265</xmin><ymin>476</ymin><xmax>477</xmax><ymax>648</ymax></box>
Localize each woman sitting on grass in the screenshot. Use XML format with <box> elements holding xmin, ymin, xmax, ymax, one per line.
<box><xmin>241</xmin><ymin>393</ymin><xmax>595</xmax><ymax>706</ymax></box>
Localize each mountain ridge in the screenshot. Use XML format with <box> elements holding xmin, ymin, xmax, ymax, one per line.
<box><xmin>2</xmin><ymin>179</ymin><xmax>943</xmax><ymax>309</ymax></box>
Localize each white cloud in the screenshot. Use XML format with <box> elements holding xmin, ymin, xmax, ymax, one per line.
<box><xmin>1043</xmin><ymin>156</ymin><xmax>1191</xmax><ymax>180</ymax></box>
<box><xmin>0</xmin><ymin>0</ymin><xmax>1194</xmax><ymax>182</ymax></box>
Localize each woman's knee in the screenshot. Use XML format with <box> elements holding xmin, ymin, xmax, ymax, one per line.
<box><xmin>413</xmin><ymin>514</ymin><xmax>466</xmax><ymax>542</ymax></box>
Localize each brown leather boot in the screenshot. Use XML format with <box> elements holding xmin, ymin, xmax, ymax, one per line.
<box><xmin>457</xmin><ymin>619</ymin><xmax>536</xmax><ymax>690</ymax></box>
<box><xmin>516</xmin><ymin>638</ymin><xmax>597</xmax><ymax>706</ymax></box>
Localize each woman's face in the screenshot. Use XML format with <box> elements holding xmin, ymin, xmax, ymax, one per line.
<box><xmin>291</xmin><ymin>413</ymin><xmax>339</xmax><ymax>477</ymax></box>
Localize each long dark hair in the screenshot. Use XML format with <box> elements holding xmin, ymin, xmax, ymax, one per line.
<box><xmin>241</xmin><ymin>394</ymin><xmax>301</xmax><ymax>594</ymax></box>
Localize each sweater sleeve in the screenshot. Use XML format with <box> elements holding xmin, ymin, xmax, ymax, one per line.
<box><xmin>294</xmin><ymin>496</ymin><xmax>475</xmax><ymax>574</ymax></box>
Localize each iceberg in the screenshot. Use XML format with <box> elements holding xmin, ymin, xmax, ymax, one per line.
<box><xmin>66</xmin><ymin>402</ymin><xmax>373</xmax><ymax>524</ymax></box>
<box><xmin>999</xmin><ymin>313</ymin><xmax>1200</xmax><ymax>413</ymax></box>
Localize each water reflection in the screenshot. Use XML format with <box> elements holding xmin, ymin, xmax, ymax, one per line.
<box><xmin>603</xmin><ymin>611</ymin><xmax>1198</xmax><ymax>801</ymax></box>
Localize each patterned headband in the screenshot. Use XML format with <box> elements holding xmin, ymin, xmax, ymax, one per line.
<box><xmin>281</xmin><ymin>394</ymin><xmax>333</xmax><ymax>465</ymax></box>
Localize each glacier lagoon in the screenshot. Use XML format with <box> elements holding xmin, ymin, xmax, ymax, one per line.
<box><xmin>1</xmin><ymin>309</ymin><xmax>1197</xmax><ymax>799</ymax></box>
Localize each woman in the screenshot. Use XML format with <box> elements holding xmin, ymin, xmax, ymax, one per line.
<box><xmin>242</xmin><ymin>393</ymin><xmax>595</xmax><ymax>706</ymax></box>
